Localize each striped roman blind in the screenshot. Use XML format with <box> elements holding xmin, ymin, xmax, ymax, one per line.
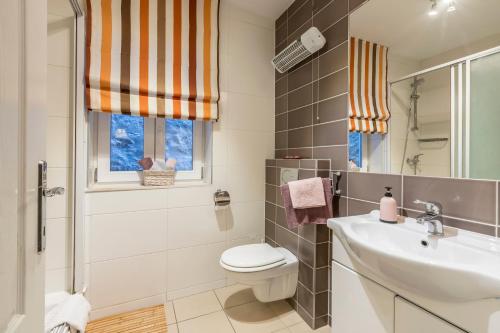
<box><xmin>349</xmin><ymin>37</ymin><xmax>390</xmax><ymax>134</ymax></box>
<box><xmin>85</xmin><ymin>0</ymin><xmax>220</xmax><ymax>120</ymax></box>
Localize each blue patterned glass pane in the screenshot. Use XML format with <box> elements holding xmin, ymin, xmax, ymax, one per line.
<box><xmin>349</xmin><ymin>132</ymin><xmax>362</xmax><ymax>168</ymax></box>
<box><xmin>110</xmin><ymin>114</ymin><xmax>144</xmax><ymax>171</ymax></box>
<box><xmin>165</xmin><ymin>119</ymin><xmax>193</xmax><ymax>171</ymax></box>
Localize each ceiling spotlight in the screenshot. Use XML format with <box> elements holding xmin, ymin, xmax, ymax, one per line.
<box><xmin>428</xmin><ymin>0</ymin><xmax>438</xmax><ymax>16</ymax></box>
<box><xmin>447</xmin><ymin>0</ymin><xmax>456</xmax><ymax>12</ymax></box>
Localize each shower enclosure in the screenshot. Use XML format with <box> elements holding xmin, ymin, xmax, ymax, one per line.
<box><xmin>389</xmin><ymin>45</ymin><xmax>500</xmax><ymax>179</ymax></box>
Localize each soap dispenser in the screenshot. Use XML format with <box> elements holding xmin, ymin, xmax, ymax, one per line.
<box><xmin>379</xmin><ymin>186</ymin><xmax>397</xmax><ymax>224</ymax></box>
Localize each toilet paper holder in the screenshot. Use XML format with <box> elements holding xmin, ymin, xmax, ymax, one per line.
<box><xmin>214</xmin><ymin>189</ymin><xmax>231</xmax><ymax>206</ymax></box>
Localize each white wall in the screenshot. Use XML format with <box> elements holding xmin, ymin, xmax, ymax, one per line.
<box><xmin>83</xmin><ymin>1</ymin><xmax>275</xmax><ymax>320</ymax></box>
<box><xmin>45</xmin><ymin>0</ymin><xmax>75</xmax><ymax>294</ymax></box>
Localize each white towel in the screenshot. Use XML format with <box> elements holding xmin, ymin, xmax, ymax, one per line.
<box><xmin>45</xmin><ymin>293</ymin><xmax>91</xmax><ymax>333</ymax></box>
<box><xmin>45</xmin><ymin>292</ymin><xmax>70</xmax><ymax>315</ymax></box>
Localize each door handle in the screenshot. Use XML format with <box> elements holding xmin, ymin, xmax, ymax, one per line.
<box><xmin>44</xmin><ymin>187</ymin><xmax>65</xmax><ymax>197</ymax></box>
<box><xmin>37</xmin><ymin>161</ymin><xmax>65</xmax><ymax>253</ymax></box>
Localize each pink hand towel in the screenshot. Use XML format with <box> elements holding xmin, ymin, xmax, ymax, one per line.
<box><xmin>288</xmin><ymin>177</ymin><xmax>326</xmax><ymax>209</ymax></box>
<box><xmin>280</xmin><ymin>178</ymin><xmax>333</xmax><ymax>229</ymax></box>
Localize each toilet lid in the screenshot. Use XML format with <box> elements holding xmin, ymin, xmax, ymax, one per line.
<box><xmin>221</xmin><ymin>243</ymin><xmax>286</xmax><ymax>268</ymax></box>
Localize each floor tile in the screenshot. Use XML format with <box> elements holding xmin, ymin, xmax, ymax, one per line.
<box><xmin>225</xmin><ymin>301</ymin><xmax>287</xmax><ymax>333</ymax></box>
<box><xmin>273</xmin><ymin>329</ymin><xmax>291</xmax><ymax>333</ymax></box>
<box><xmin>165</xmin><ymin>301</ymin><xmax>177</xmax><ymax>324</ymax></box>
<box><xmin>173</xmin><ymin>291</ymin><xmax>222</xmax><ymax>322</ymax></box>
<box><xmin>168</xmin><ymin>324</ymin><xmax>179</xmax><ymax>333</ymax></box>
<box><xmin>288</xmin><ymin>322</ymin><xmax>331</xmax><ymax>333</ymax></box>
<box><xmin>268</xmin><ymin>300</ymin><xmax>303</xmax><ymax>327</ymax></box>
<box><xmin>214</xmin><ymin>284</ymin><xmax>257</xmax><ymax>309</ymax></box>
<box><xmin>177</xmin><ymin>311</ymin><xmax>234</xmax><ymax>333</ymax></box>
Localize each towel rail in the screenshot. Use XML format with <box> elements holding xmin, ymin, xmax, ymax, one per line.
<box><xmin>50</xmin><ymin>323</ymin><xmax>77</xmax><ymax>333</ymax></box>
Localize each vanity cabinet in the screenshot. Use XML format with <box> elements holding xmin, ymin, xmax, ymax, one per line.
<box><xmin>395</xmin><ymin>297</ymin><xmax>466</xmax><ymax>333</ymax></box>
<box><xmin>331</xmin><ymin>262</ymin><xmax>468</xmax><ymax>333</ymax></box>
<box><xmin>332</xmin><ymin>262</ymin><xmax>395</xmax><ymax>333</ymax></box>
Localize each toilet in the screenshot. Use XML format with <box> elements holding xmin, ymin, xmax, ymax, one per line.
<box><xmin>220</xmin><ymin>243</ymin><xmax>298</xmax><ymax>302</ymax></box>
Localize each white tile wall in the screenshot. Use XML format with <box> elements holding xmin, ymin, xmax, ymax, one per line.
<box><xmin>89</xmin><ymin>252</ymin><xmax>167</xmax><ymax>309</ymax></box>
<box><xmin>45</xmin><ymin>218</ymin><xmax>70</xmax><ymax>270</ymax></box>
<box><xmin>46</xmin><ymin>0</ymin><xmax>75</xmax><ymax>294</ymax></box>
<box><xmin>167</xmin><ymin>206</ymin><xmax>226</xmax><ymax>250</ymax></box>
<box><xmin>81</xmin><ymin>1</ymin><xmax>275</xmax><ymax>319</ymax></box>
<box><xmin>89</xmin><ymin>210</ymin><xmax>168</xmax><ymax>262</ymax></box>
<box><xmin>166</xmin><ymin>242</ymin><xmax>227</xmax><ymax>293</ymax></box>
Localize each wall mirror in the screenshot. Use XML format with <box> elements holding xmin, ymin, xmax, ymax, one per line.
<box><xmin>348</xmin><ymin>0</ymin><xmax>500</xmax><ymax>180</ymax></box>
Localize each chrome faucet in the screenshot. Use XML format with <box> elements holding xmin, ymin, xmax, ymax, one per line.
<box><xmin>413</xmin><ymin>200</ymin><xmax>444</xmax><ymax>236</ymax></box>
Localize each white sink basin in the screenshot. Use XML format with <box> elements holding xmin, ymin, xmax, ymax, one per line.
<box><xmin>328</xmin><ymin>213</ymin><xmax>500</xmax><ymax>302</ymax></box>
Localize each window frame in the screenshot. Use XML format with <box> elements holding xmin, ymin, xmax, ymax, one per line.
<box><xmin>96</xmin><ymin>113</ymin><xmax>203</xmax><ymax>184</ymax></box>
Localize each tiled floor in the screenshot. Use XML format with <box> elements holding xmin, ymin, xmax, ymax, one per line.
<box><xmin>167</xmin><ymin>284</ymin><xmax>330</xmax><ymax>333</ymax></box>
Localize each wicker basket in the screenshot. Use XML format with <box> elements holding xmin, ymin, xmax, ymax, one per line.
<box><xmin>143</xmin><ymin>169</ymin><xmax>175</xmax><ymax>186</ymax></box>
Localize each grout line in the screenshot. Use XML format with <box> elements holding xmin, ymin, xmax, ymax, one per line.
<box><xmin>344</xmin><ymin>195</ymin><xmax>498</xmax><ymax>229</ymax></box>
<box><xmin>274</xmin><ymin>39</ymin><xmax>348</xmax><ymax>87</ymax></box>
<box><xmin>286</xmin><ymin>17</ymin><xmax>313</xmax><ymax>43</ymax></box>
<box><xmin>278</xmin><ymin>92</ymin><xmax>348</xmax><ymax>115</ymax></box>
<box><xmin>275</xmin><ymin>65</ymin><xmax>348</xmax><ymax>100</ymax></box>
<box><xmin>275</xmin><ymin>118</ymin><xmax>348</xmax><ymax>134</ymax></box>
<box><xmin>312</xmin><ymin>0</ymin><xmax>335</xmax><ymax>17</ymax></box>
<box><xmin>317</xmin><ymin>13</ymin><xmax>348</xmax><ymax>35</ymax></box>
<box><xmin>287</xmin><ymin>0</ymin><xmax>310</xmax><ymax>19</ymax></box>
<box><xmin>213</xmin><ymin>289</ymin><xmax>237</xmax><ymax>332</ymax></box>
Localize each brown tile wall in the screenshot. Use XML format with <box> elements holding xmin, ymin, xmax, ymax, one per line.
<box><xmin>343</xmin><ymin>172</ymin><xmax>499</xmax><ymax>237</ymax></box>
<box><xmin>275</xmin><ymin>0</ymin><xmax>500</xmax><ymax>329</ymax></box>
<box><xmin>274</xmin><ymin>0</ymin><xmax>349</xmax><ymax>170</ymax></box>
<box><xmin>264</xmin><ymin>159</ymin><xmax>333</xmax><ymax>329</ymax></box>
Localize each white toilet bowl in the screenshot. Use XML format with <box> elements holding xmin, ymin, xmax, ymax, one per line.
<box><xmin>219</xmin><ymin>243</ymin><xmax>298</xmax><ymax>302</ymax></box>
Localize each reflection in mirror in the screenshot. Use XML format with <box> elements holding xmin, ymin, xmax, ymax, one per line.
<box><xmin>348</xmin><ymin>0</ymin><xmax>500</xmax><ymax>180</ymax></box>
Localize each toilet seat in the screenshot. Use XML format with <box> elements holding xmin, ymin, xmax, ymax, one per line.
<box><xmin>220</xmin><ymin>243</ymin><xmax>286</xmax><ymax>272</ymax></box>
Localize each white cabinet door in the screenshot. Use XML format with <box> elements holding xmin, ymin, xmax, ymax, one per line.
<box><xmin>332</xmin><ymin>262</ymin><xmax>395</xmax><ymax>333</ymax></box>
<box><xmin>395</xmin><ymin>297</ymin><xmax>467</xmax><ymax>333</ymax></box>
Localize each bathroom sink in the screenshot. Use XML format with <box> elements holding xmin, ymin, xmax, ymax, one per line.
<box><xmin>328</xmin><ymin>214</ymin><xmax>500</xmax><ymax>302</ymax></box>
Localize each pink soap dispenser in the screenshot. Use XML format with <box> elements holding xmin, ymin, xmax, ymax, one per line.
<box><xmin>380</xmin><ymin>186</ymin><xmax>397</xmax><ymax>224</ymax></box>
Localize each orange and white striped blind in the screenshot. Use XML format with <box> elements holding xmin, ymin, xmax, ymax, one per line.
<box><xmin>349</xmin><ymin>37</ymin><xmax>390</xmax><ymax>134</ymax></box>
<box><xmin>85</xmin><ymin>0</ymin><xmax>219</xmax><ymax>120</ymax></box>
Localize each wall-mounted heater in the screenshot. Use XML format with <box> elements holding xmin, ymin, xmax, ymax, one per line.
<box><xmin>272</xmin><ymin>27</ymin><xmax>326</xmax><ymax>73</ymax></box>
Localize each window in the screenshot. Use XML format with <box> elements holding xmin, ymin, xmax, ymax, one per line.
<box><xmin>96</xmin><ymin>113</ymin><xmax>204</xmax><ymax>183</ymax></box>
<box><xmin>349</xmin><ymin>132</ymin><xmax>362</xmax><ymax>168</ymax></box>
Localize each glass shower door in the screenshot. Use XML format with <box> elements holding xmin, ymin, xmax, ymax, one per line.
<box><xmin>468</xmin><ymin>51</ymin><xmax>500</xmax><ymax>179</ymax></box>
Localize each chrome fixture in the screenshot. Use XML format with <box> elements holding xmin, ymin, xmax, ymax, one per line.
<box><xmin>214</xmin><ymin>189</ymin><xmax>231</xmax><ymax>207</ymax></box>
<box><xmin>38</xmin><ymin>161</ymin><xmax>66</xmax><ymax>253</ymax></box>
<box><xmin>44</xmin><ymin>186</ymin><xmax>65</xmax><ymax>197</ymax></box>
<box><xmin>447</xmin><ymin>0</ymin><xmax>456</xmax><ymax>12</ymax></box>
<box><xmin>428</xmin><ymin>0</ymin><xmax>457</xmax><ymax>16</ymax></box>
<box><xmin>406</xmin><ymin>153</ymin><xmax>424</xmax><ymax>175</ymax></box>
<box><xmin>399</xmin><ymin>77</ymin><xmax>424</xmax><ymax>174</ymax></box>
<box><xmin>428</xmin><ymin>0</ymin><xmax>438</xmax><ymax>16</ymax></box>
<box><xmin>413</xmin><ymin>199</ymin><xmax>444</xmax><ymax>236</ymax></box>
<box><xmin>410</xmin><ymin>77</ymin><xmax>424</xmax><ymax>131</ymax></box>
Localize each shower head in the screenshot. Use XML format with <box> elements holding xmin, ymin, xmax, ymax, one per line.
<box><xmin>411</xmin><ymin>77</ymin><xmax>425</xmax><ymax>88</ymax></box>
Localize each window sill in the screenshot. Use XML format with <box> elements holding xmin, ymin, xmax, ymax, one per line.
<box><xmin>85</xmin><ymin>179</ymin><xmax>210</xmax><ymax>193</ymax></box>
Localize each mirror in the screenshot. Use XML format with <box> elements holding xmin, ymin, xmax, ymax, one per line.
<box><xmin>348</xmin><ymin>0</ymin><xmax>500</xmax><ymax>180</ymax></box>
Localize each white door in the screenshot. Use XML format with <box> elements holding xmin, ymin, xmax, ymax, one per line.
<box><xmin>0</xmin><ymin>0</ymin><xmax>47</xmax><ymax>332</ymax></box>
